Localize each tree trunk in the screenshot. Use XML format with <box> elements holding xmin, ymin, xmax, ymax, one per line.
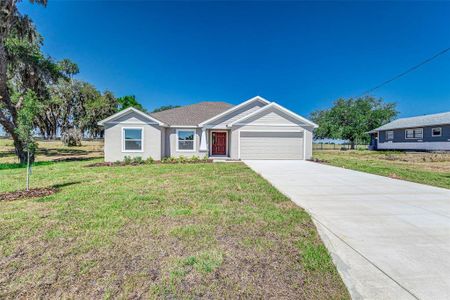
<box><xmin>1</xmin><ymin>37</ymin><xmax>35</xmax><ymax>164</ymax></box>
<box><xmin>11</xmin><ymin>133</ymin><xmax>35</xmax><ymax>164</ymax></box>
<box><xmin>350</xmin><ymin>140</ymin><xmax>356</xmax><ymax>150</ymax></box>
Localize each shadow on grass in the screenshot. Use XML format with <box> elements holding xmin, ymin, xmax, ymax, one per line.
<box><xmin>0</xmin><ymin>157</ymin><xmax>100</xmax><ymax>170</ymax></box>
<box><xmin>52</xmin><ymin>181</ymin><xmax>82</xmax><ymax>189</ymax></box>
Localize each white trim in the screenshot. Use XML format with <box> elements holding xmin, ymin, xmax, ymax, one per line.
<box><xmin>432</xmin><ymin>127</ymin><xmax>442</xmax><ymax>137</ymax></box>
<box><xmin>378</xmin><ymin>141</ymin><xmax>450</xmax><ymax>151</ymax></box>
<box><xmin>198</xmin><ymin>96</ymin><xmax>270</xmax><ymax>126</ymax></box>
<box><xmin>232</xmin><ymin>123</ymin><xmax>305</xmax><ymax>127</ymax></box>
<box><xmin>98</xmin><ymin>107</ymin><xmax>167</xmax><ymax>126</ymax></box>
<box><xmin>228</xmin><ymin>102</ymin><xmax>318</xmax><ymax>128</ymax></box>
<box><xmin>237</xmin><ymin>129</ymin><xmax>305</xmax><ymax>160</ymax></box>
<box><xmin>107</xmin><ymin>121</ymin><xmax>159</xmax><ymax>125</ymax></box>
<box><xmin>303</xmin><ymin>131</ymin><xmax>306</xmax><ymax>160</ymax></box>
<box><xmin>204</xmin><ymin>125</ymin><xmax>228</xmax><ymax>130</ymax></box>
<box><xmin>199</xmin><ymin>128</ymin><xmax>208</xmax><ymax>152</ymax></box>
<box><xmin>209</xmin><ymin>130</ymin><xmax>229</xmax><ymax>157</ymax></box>
<box><xmin>176</xmin><ymin>129</ymin><xmax>197</xmax><ymax>152</ymax></box>
<box><xmin>237</xmin><ymin>129</ymin><xmax>303</xmax><ymax>132</ymax></box>
<box><xmin>170</xmin><ymin>125</ymin><xmax>200</xmax><ymax>128</ymax></box>
<box><xmin>122</xmin><ymin>127</ymin><xmax>144</xmax><ymax>153</ymax></box>
<box><xmin>405</xmin><ymin>128</ymin><xmax>423</xmax><ymax>139</ymax></box>
<box><xmin>386</xmin><ymin>130</ymin><xmax>394</xmax><ymax>140</ymax></box>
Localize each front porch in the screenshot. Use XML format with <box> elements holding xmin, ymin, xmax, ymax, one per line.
<box><xmin>199</xmin><ymin>129</ymin><xmax>231</xmax><ymax>158</ymax></box>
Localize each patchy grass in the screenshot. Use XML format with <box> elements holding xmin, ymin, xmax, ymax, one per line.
<box><xmin>0</xmin><ymin>138</ymin><xmax>103</xmax><ymax>164</ymax></box>
<box><xmin>314</xmin><ymin>150</ymin><xmax>450</xmax><ymax>189</ymax></box>
<box><xmin>0</xmin><ymin>160</ymin><xmax>348</xmax><ymax>299</ymax></box>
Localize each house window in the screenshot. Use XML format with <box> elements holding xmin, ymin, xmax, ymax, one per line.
<box><xmin>405</xmin><ymin>128</ymin><xmax>423</xmax><ymax>139</ymax></box>
<box><xmin>386</xmin><ymin>131</ymin><xmax>394</xmax><ymax>140</ymax></box>
<box><xmin>123</xmin><ymin>128</ymin><xmax>143</xmax><ymax>152</ymax></box>
<box><xmin>177</xmin><ymin>130</ymin><xmax>195</xmax><ymax>151</ymax></box>
<box><xmin>432</xmin><ymin>127</ymin><xmax>442</xmax><ymax>137</ymax></box>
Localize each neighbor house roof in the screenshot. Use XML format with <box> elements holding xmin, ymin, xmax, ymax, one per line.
<box><xmin>369</xmin><ymin>111</ymin><xmax>450</xmax><ymax>133</ymax></box>
<box><xmin>150</xmin><ymin>102</ymin><xmax>233</xmax><ymax>126</ymax></box>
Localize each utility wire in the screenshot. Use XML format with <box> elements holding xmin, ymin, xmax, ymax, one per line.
<box><xmin>359</xmin><ymin>47</ymin><xmax>450</xmax><ymax>97</ymax></box>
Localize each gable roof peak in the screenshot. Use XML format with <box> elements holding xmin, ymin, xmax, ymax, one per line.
<box><xmin>98</xmin><ymin>107</ymin><xmax>166</xmax><ymax>126</ymax></box>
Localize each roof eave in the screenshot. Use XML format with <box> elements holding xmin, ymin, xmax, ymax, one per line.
<box><xmin>198</xmin><ymin>96</ymin><xmax>270</xmax><ymax>126</ymax></box>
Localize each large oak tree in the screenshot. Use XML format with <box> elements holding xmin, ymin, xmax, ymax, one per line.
<box><xmin>310</xmin><ymin>96</ymin><xmax>397</xmax><ymax>148</ymax></box>
<box><xmin>0</xmin><ymin>0</ymin><xmax>50</xmax><ymax>162</ymax></box>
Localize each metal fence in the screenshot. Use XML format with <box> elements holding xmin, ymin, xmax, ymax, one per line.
<box><xmin>313</xmin><ymin>143</ymin><xmax>368</xmax><ymax>151</ymax></box>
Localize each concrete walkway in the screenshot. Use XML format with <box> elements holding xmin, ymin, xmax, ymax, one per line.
<box><xmin>244</xmin><ymin>160</ymin><xmax>450</xmax><ymax>300</ymax></box>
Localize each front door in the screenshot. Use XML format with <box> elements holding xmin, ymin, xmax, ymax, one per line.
<box><xmin>212</xmin><ymin>132</ymin><xmax>227</xmax><ymax>156</ymax></box>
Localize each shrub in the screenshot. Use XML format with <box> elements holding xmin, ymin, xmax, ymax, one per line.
<box><xmin>61</xmin><ymin>128</ymin><xmax>82</xmax><ymax>147</ymax></box>
<box><xmin>123</xmin><ymin>156</ymin><xmax>132</xmax><ymax>164</ymax></box>
<box><xmin>132</xmin><ymin>156</ymin><xmax>143</xmax><ymax>164</ymax></box>
<box><xmin>190</xmin><ymin>155</ymin><xmax>200</xmax><ymax>162</ymax></box>
<box><xmin>145</xmin><ymin>156</ymin><xmax>154</xmax><ymax>164</ymax></box>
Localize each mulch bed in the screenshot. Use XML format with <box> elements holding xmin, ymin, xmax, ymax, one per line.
<box><xmin>0</xmin><ymin>187</ymin><xmax>57</xmax><ymax>202</ymax></box>
<box><xmin>86</xmin><ymin>160</ymin><xmax>214</xmax><ymax>168</ymax></box>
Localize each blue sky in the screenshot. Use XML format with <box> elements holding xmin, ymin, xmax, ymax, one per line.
<box><xmin>18</xmin><ymin>1</ymin><xmax>450</xmax><ymax>118</ymax></box>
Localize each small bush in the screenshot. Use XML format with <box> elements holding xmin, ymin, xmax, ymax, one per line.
<box><xmin>123</xmin><ymin>156</ymin><xmax>132</xmax><ymax>164</ymax></box>
<box><xmin>145</xmin><ymin>156</ymin><xmax>154</xmax><ymax>164</ymax></box>
<box><xmin>132</xmin><ymin>156</ymin><xmax>143</xmax><ymax>164</ymax></box>
<box><xmin>178</xmin><ymin>155</ymin><xmax>187</xmax><ymax>163</ymax></box>
<box><xmin>61</xmin><ymin>128</ymin><xmax>82</xmax><ymax>147</ymax></box>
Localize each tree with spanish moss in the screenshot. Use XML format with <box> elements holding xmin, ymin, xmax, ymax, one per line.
<box><xmin>0</xmin><ymin>0</ymin><xmax>69</xmax><ymax>162</ymax></box>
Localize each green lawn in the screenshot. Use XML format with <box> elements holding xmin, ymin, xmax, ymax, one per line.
<box><xmin>314</xmin><ymin>150</ymin><xmax>450</xmax><ymax>189</ymax></box>
<box><xmin>0</xmin><ymin>160</ymin><xmax>348</xmax><ymax>299</ymax></box>
<box><xmin>0</xmin><ymin>138</ymin><xmax>103</xmax><ymax>164</ymax></box>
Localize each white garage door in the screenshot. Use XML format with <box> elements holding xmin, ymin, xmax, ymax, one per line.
<box><xmin>239</xmin><ymin>131</ymin><xmax>303</xmax><ymax>160</ymax></box>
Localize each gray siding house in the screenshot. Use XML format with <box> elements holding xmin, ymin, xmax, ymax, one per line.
<box><xmin>98</xmin><ymin>96</ymin><xmax>317</xmax><ymax>162</ymax></box>
<box><xmin>368</xmin><ymin>111</ymin><xmax>450</xmax><ymax>151</ymax></box>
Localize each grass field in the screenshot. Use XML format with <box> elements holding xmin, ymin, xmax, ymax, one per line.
<box><xmin>0</xmin><ymin>138</ymin><xmax>103</xmax><ymax>164</ymax></box>
<box><xmin>0</xmin><ymin>156</ymin><xmax>348</xmax><ymax>298</ymax></box>
<box><xmin>314</xmin><ymin>150</ymin><xmax>450</xmax><ymax>189</ymax></box>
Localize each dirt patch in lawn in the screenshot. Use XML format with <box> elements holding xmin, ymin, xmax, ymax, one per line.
<box><xmin>0</xmin><ymin>188</ymin><xmax>57</xmax><ymax>202</ymax></box>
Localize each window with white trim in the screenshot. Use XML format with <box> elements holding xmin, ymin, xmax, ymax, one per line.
<box><xmin>386</xmin><ymin>131</ymin><xmax>394</xmax><ymax>140</ymax></box>
<box><xmin>405</xmin><ymin>128</ymin><xmax>423</xmax><ymax>139</ymax></box>
<box><xmin>177</xmin><ymin>130</ymin><xmax>195</xmax><ymax>151</ymax></box>
<box><xmin>123</xmin><ymin>128</ymin><xmax>143</xmax><ymax>151</ymax></box>
<box><xmin>432</xmin><ymin>127</ymin><xmax>442</xmax><ymax>137</ymax></box>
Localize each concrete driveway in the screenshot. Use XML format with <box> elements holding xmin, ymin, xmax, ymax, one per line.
<box><xmin>245</xmin><ymin>160</ymin><xmax>450</xmax><ymax>300</ymax></box>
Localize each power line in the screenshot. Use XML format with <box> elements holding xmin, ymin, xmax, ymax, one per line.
<box><xmin>359</xmin><ymin>47</ymin><xmax>450</xmax><ymax>97</ymax></box>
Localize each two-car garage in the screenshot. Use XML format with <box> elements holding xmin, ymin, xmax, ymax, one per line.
<box><xmin>238</xmin><ymin>131</ymin><xmax>304</xmax><ymax>160</ymax></box>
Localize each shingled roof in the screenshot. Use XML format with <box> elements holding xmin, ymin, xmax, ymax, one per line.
<box><xmin>150</xmin><ymin>102</ymin><xmax>233</xmax><ymax>126</ymax></box>
<box><xmin>369</xmin><ymin>111</ymin><xmax>450</xmax><ymax>133</ymax></box>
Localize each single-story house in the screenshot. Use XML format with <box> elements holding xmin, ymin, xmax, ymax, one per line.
<box><xmin>368</xmin><ymin>111</ymin><xmax>450</xmax><ymax>151</ymax></box>
<box><xmin>98</xmin><ymin>96</ymin><xmax>317</xmax><ymax>161</ymax></box>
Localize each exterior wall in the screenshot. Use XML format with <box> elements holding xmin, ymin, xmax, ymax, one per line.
<box><xmin>103</xmin><ymin>111</ymin><xmax>163</xmax><ymax>162</ymax></box>
<box><xmin>377</xmin><ymin>124</ymin><xmax>450</xmax><ymax>151</ymax></box>
<box><xmin>237</xmin><ymin>106</ymin><xmax>299</xmax><ymax>125</ymax></box>
<box><xmin>304</xmin><ymin>129</ymin><xmax>313</xmax><ymax>159</ymax></box>
<box><xmin>208</xmin><ymin>99</ymin><xmax>267</xmax><ymax>128</ymax></box>
<box><xmin>229</xmin><ymin>107</ymin><xmax>315</xmax><ymax>160</ymax></box>
<box><xmin>164</xmin><ymin>128</ymin><xmax>207</xmax><ymax>158</ymax></box>
<box><xmin>378</xmin><ymin>141</ymin><xmax>450</xmax><ymax>151</ymax></box>
<box><xmin>379</xmin><ymin>125</ymin><xmax>450</xmax><ymax>143</ymax></box>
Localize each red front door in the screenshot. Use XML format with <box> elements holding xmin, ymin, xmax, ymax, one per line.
<box><xmin>212</xmin><ymin>132</ymin><xmax>227</xmax><ymax>155</ymax></box>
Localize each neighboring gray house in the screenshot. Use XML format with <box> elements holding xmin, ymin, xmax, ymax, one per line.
<box><xmin>98</xmin><ymin>96</ymin><xmax>317</xmax><ymax>162</ymax></box>
<box><xmin>368</xmin><ymin>111</ymin><xmax>450</xmax><ymax>151</ymax></box>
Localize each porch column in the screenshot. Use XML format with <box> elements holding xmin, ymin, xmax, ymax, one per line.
<box><xmin>199</xmin><ymin>128</ymin><xmax>208</xmax><ymax>152</ymax></box>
